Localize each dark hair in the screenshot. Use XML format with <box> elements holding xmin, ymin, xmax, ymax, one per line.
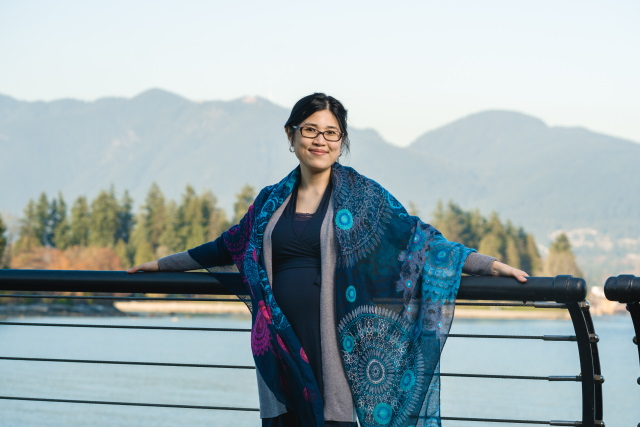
<box><xmin>284</xmin><ymin>93</ymin><xmax>350</xmax><ymax>156</ymax></box>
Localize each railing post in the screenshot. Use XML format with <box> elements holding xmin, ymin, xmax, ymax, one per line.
<box><xmin>566</xmin><ymin>301</ymin><xmax>601</xmax><ymax>427</ymax></box>
<box><xmin>580</xmin><ymin>301</ymin><xmax>604</xmax><ymax>423</ymax></box>
<box><xmin>628</xmin><ymin>302</ymin><xmax>640</xmax><ymax>367</ymax></box>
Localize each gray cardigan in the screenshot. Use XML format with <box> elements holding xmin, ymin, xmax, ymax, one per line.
<box><xmin>159</xmin><ymin>195</ymin><xmax>496</xmax><ymax>421</ymax></box>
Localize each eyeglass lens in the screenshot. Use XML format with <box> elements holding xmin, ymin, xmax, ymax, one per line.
<box><xmin>299</xmin><ymin>126</ymin><xmax>341</xmax><ymax>141</ymax></box>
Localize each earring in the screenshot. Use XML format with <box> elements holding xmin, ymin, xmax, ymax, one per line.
<box><xmin>289</xmin><ymin>145</ymin><xmax>295</xmax><ymax>153</ymax></box>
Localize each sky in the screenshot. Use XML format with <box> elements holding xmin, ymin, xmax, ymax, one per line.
<box><xmin>1</xmin><ymin>0</ymin><xmax>639</xmax><ymax>147</ymax></box>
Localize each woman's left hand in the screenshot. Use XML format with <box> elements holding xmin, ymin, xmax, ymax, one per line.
<box><xmin>491</xmin><ymin>261</ymin><xmax>529</xmax><ymax>283</ymax></box>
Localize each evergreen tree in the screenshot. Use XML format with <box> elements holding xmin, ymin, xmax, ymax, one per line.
<box><xmin>116</xmin><ymin>190</ymin><xmax>135</xmax><ymax>244</ymax></box>
<box><xmin>477</xmin><ymin>233</ymin><xmax>504</xmax><ymax>260</ymax></box>
<box><xmin>157</xmin><ymin>186</ymin><xmax>231</xmax><ymax>252</ymax></box>
<box><xmin>158</xmin><ymin>200</ymin><xmax>181</xmax><ymax>254</ymax></box>
<box><xmin>431</xmin><ymin>201</ymin><xmax>480</xmax><ymax>248</ymax></box>
<box><xmin>114</xmin><ymin>238</ymin><xmax>132</xmax><ymax>266</ymax></box>
<box><xmin>524</xmin><ymin>234</ymin><xmax>542</xmax><ymax>275</ymax></box>
<box><xmin>51</xmin><ymin>193</ymin><xmax>70</xmax><ymax>249</ymax></box>
<box><xmin>232</xmin><ymin>184</ymin><xmax>256</xmax><ymax>224</ymax></box>
<box><xmin>130</xmin><ymin>212</ymin><xmax>156</xmax><ymax>265</ymax></box>
<box><xmin>128</xmin><ymin>183</ymin><xmax>167</xmax><ymax>260</ymax></box>
<box><xmin>202</xmin><ymin>190</ymin><xmax>229</xmax><ymax>242</ymax></box>
<box><xmin>134</xmin><ymin>238</ymin><xmax>155</xmax><ymax>266</ymax></box>
<box><xmin>431</xmin><ymin>201</ymin><xmax>459</xmax><ymax>242</ymax></box>
<box><xmin>34</xmin><ymin>192</ymin><xmax>50</xmax><ymax>246</ymax></box>
<box><xmin>504</xmin><ymin>236</ymin><xmax>521</xmax><ymax>269</ymax></box>
<box><xmin>142</xmin><ymin>183</ymin><xmax>167</xmax><ymax>248</ymax></box>
<box><xmin>15</xmin><ymin>199</ymin><xmax>40</xmax><ymax>251</ymax></box>
<box><xmin>431</xmin><ymin>200</ymin><xmax>540</xmax><ymax>274</ymax></box>
<box><xmin>550</xmin><ymin>233</ymin><xmax>572</xmax><ymax>252</ymax></box>
<box><xmin>543</xmin><ymin>233</ymin><xmax>583</xmax><ymax>277</ymax></box>
<box><xmin>89</xmin><ymin>187</ymin><xmax>120</xmax><ymax>247</ymax></box>
<box><xmin>0</xmin><ymin>215</ymin><xmax>7</xmax><ymax>268</ymax></box>
<box><xmin>177</xmin><ymin>185</ymin><xmax>208</xmax><ymax>250</ymax></box>
<box><xmin>69</xmin><ymin>196</ymin><xmax>91</xmax><ymax>247</ymax></box>
<box><xmin>479</xmin><ymin>213</ymin><xmax>508</xmax><ymax>260</ymax></box>
<box><xmin>466</xmin><ymin>209</ymin><xmax>486</xmax><ymax>250</ymax></box>
<box><xmin>114</xmin><ymin>190</ymin><xmax>135</xmax><ymax>265</ymax></box>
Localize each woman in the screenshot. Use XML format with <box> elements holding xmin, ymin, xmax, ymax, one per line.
<box><xmin>128</xmin><ymin>93</ymin><xmax>527</xmax><ymax>427</ymax></box>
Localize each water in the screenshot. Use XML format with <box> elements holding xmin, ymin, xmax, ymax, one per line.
<box><xmin>0</xmin><ymin>314</ymin><xmax>637</xmax><ymax>426</ymax></box>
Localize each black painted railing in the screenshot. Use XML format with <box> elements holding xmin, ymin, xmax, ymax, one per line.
<box><xmin>604</xmin><ymin>274</ymin><xmax>640</xmax><ymax>427</ymax></box>
<box><xmin>0</xmin><ymin>270</ymin><xmax>603</xmax><ymax>426</ymax></box>
<box><xmin>604</xmin><ymin>277</ymin><xmax>640</xmax><ymax>361</ymax></box>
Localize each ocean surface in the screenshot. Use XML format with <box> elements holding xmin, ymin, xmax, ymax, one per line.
<box><xmin>0</xmin><ymin>314</ymin><xmax>637</xmax><ymax>426</ymax></box>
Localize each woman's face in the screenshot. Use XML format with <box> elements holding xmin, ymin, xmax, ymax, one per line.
<box><xmin>289</xmin><ymin>109</ymin><xmax>342</xmax><ymax>176</ymax></box>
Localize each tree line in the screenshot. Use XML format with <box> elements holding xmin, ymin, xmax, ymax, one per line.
<box><xmin>6</xmin><ymin>183</ymin><xmax>255</xmax><ymax>270</ymax></box>
<box><xmin>430</xmin><ymin>201</ymin><xmax>582</xmax><ymax>277</ymax></box>
<box><xmin>1</xmin><ymin>191</ymin><xmax>581</xmax><ymax>277</ymax></box>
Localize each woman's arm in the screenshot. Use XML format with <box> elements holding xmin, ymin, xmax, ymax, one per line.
<box><xmin>126</xmin><ymin>237</ymin><xmax>233</xmax><ymax>273</ymax></box>
<box><xmin>462</xmin><ymin>253</ymin><xmax>528</xmax><ymax>283</ymax></box>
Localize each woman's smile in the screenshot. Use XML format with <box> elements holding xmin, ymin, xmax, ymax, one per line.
<box><xmin>290</xmin><ymin>109</ymin><xmax>342</xmax><ymax>176</ymax></box>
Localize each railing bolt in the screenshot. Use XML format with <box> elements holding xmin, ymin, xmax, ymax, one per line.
<box><xmin>589</xmin><ymin>333</ymin><xmax>599</xmax><ymax>343</ymax></box>
<box><xmin>593</xmin><ymin>374</ymin><xmax>604</xmax><ymax>384</ymax></box>
<box><xmin>579</xmin><ymin>300</ymin><xmax>590</xmax><ymax>309</ymax></box>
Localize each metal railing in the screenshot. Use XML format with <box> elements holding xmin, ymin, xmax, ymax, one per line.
<box><xmin>604</xmin><ymin>275</ymin><xmax>640</xmax><ymax>364</ymax></box>
<box><xmin>0</xmin><ymin>270</ymin><xmax>603</xmax><ymax>426</ymax></box>
<box><xmin>604</xmin><ymin>274</ymin><xmax>639</xmax><ymax>427</ymax></box>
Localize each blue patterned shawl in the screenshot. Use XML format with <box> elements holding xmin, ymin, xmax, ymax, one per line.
<box><xmin>220</xmin><ymin>163</ymin><xmax>473</xmax><ymax>427</ymax></box>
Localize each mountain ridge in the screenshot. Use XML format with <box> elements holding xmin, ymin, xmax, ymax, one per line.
<box><xmin>1</xmin><ymin>89</ymin><xmax>638</xmax><ymax>246</ymax></box>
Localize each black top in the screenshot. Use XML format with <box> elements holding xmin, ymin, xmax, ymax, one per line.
<box><xmin>272</xmin><ymin>182</ymin><xmax>331</xmax><ymax>273</ymax></box>
<box><xmin>270</xmin><ymin>181</ymin><xmax>332</xmax><ymax>393</ymax></box>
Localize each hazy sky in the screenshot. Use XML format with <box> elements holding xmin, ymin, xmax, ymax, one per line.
<box><xmin>1</xmin><ymin>0</ymin><xmax>638</xmax><ymax>147</ymax></box>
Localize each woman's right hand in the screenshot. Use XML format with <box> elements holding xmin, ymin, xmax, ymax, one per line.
<box><xmin>126</xmin><ymin>261</ymin><xmax>159</xmax><ymax>274</ymax></box>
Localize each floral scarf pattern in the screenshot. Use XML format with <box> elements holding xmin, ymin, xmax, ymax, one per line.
<box><xmin>220</xmin><ymin>164</ymin><xmax>473</xmax><ymax>427</ymax></box>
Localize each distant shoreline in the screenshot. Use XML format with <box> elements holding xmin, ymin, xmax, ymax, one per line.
<box><xmin>0</xmin><ymin>302</ymin><xmax>126</xmax><ymax>318</ymax></box>
<box><xmin>114</xmin><ymin>301</ymin><xmax>249</xmax><ymax>315</ymax></box>
<box><xmin>454</xmin><ymin>308</ymin><xmax>569</xmax><ymax>320</ymax></box>
<box><xmin>0</xmin><ymin>301</ymin><xmax>626</xmax><ymax>319</ymax></box>
<box><xmin>113</xmin><ymin>301</ymin><xmax>598</xmax><ymax>320</ymax></box>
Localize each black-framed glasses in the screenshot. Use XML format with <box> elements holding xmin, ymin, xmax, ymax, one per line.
<box><xmin>291</xmin><ymin>125</ymin><xmax>343</xmax><ymax>142</ymax></box>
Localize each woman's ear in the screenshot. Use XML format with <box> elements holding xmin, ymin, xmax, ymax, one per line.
<box><xmin>285</xmin><ymin>127</ymin><xmax>294</xmax><ymax>143</ymax></box>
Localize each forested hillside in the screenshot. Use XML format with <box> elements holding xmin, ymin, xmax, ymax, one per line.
<box><xmin>4</xmin><ymin>188</ymin><xmax>581</xmax><ymax>282</ymax></box>
<box><xmin>1</xmin><ymin>89</ymin><xmax>638</xmax><ymax>282</ymax></box>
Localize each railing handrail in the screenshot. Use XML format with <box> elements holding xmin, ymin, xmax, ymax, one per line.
<box><xmin>604</xmin><ymin>274</ymin><xmax>640</xmax><ymax>303</ymax></box>
<box><xmin>0</xmin><ymin>270</ymin><xmax>587</xmax><ymax>303</ymax></box>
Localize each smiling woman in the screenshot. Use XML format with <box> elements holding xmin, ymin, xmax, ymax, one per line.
<box><xmin>127</xmin><ymin>92</ymin><xmax>527</xmax><ymax>427</ymax></box>
<box><xmin>290</xmin><ymin>111</ymin><xmax>341</xmax><ymax>180</ymax></box>
<box><xmin>289</xmin><ymin>113</ymin><xmax>343</xmax><ymax>181</ymax></box>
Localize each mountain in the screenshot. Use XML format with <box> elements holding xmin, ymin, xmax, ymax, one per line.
<box><xmin>1</xmin><ymin>90</ymin><xmax>638</xmax><ymax>260</ymax></box>
<box><xmin>1</xmin><ymin>89</ymin><xmax>294</xmax><ymax>216</ymax></box>
<box><xmin>408</xmin><ymin>110</ymin><xmax>640</xmax><ymax>239</ymax></box>
<box><xmin>0</xmin><ymin>89</ymin><xmax>479</xmax><ymax>222</ymax></box>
